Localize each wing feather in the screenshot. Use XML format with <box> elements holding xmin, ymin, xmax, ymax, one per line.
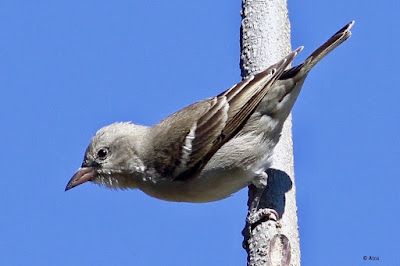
<box><xmin>151</xmin><ymin>48</ymin><xmax>302</xmax><ymax>181</ymax></box>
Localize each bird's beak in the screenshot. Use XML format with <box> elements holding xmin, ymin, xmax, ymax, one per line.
<box><xmin>65</xmin><ymin>167</ymin><xmax>97</xmax><ymax>191</ymax></box>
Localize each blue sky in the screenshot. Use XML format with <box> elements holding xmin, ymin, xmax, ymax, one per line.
<box><xmin>1</xmin><ymin>1</ymin><xmax>398</xmax><ymax>265</ymax></box>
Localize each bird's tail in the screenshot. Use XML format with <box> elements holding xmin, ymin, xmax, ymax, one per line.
<box><xmin>255</xmin><ymin>21</ymin><xmax>354</xmax><ymax>123</ymax></box>
<box><xmin>282</xmin><ymin>21</ymin><xmax>354</xmax><ymax>81</ymax></box>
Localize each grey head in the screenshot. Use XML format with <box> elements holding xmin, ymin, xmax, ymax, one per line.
<box><xmin>65</xmin><ymin>122</ymin><xmax>150</xmax><ymax>191</ymax></box>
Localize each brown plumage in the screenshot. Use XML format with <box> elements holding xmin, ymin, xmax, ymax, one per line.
<box><xmin>66</xmin><ymin>21</ymin><xmax>354</xmax><ymax>203</ymax></box>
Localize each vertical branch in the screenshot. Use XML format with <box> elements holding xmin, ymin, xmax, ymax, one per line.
<box><xmin>240</xmin><ymin>0</ymin><xmax>300</xmax><ymax>265</ymax></box>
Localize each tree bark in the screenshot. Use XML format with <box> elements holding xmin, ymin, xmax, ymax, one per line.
<box><xmin>240</xmin><ymin>1</ymin><xmax>300</xmax><ymax>265</ymax></box>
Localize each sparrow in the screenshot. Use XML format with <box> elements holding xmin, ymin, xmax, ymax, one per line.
<box><xmin>66</xmin><ymin>21</ymin><xmax>354</xmax><ymax>204</ymax></box>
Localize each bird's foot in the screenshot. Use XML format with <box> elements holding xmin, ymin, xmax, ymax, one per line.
<box><xmin>247</xmin><ymin>171</ymin><xmax>278</xmax><ymax>224</ymax></box>
<box><xmin>252</xmin><ymin>171</ymin><xmax>268</xmax><ymax>188</ymax></box>
<box><xmin>247</xmin><ymin>208</ymin><xmax>279</xmax><ymax>224</ymax></box>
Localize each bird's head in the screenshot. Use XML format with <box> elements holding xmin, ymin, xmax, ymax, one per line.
<box><xmin>65</xmin><ymin>122</ymin><xmax>150</xmax><ymax>191</ymax></box>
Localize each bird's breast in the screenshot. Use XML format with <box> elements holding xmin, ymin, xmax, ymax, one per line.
<box><xmin>136</xmin><ymin>167</ymin><xmax>255</xmax><ymax>203</ymax></box>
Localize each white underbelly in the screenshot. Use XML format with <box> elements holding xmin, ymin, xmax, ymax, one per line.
<box><xmin>138</xmin><ymin>168</ymin><xmax>255</xmax><ymax>203</ymax></box>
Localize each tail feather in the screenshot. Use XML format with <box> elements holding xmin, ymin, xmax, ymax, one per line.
<box><xmin>257</xmin><ymin>21</ymin><xmax>354</xmax><ymax>120</ymax></box>
<box><xmin>281</xmin><ymin>21</ymin><xmax>354</xmax><ymax>81</ymax></box>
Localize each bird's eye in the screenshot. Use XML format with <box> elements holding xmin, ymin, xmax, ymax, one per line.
<box><xmin>97</xmin><ymin>148</ymin><xmax>108</xmax><ymax>160</ymax></box>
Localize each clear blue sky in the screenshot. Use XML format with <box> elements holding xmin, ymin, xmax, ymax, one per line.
<box><xmin>1</xmin><ymin>1</ymin><xmax>398</xmax><ymax>265</ymax></box>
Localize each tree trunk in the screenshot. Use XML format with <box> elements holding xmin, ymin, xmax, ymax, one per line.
<box><xmin>240</xmin><ymin>1</ymin><xmax>301</xmax><ymax>265</ymax></box>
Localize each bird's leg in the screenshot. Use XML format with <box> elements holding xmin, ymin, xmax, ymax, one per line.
<box><xmin>247</xmin><ymin>171</ymin><xmax>279</xmax><ymax>224</ymax></box>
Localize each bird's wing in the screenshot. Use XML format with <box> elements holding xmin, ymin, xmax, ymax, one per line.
<box><xmin>150</xmin><ymin>48</ymin><xmax>302</xmax><ymax>181</ymax></box>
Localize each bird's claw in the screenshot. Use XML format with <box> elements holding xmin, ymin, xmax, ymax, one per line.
<box><xmin>247</xmin><ymin>208</ymin><xmax>279</xmax><ymax>224</ymax></box>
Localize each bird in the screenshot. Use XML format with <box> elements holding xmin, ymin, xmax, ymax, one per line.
<box><xmin>66</xmin><ymin>21</ymin><xmax>354</xmax><ymax>204</ymax></box>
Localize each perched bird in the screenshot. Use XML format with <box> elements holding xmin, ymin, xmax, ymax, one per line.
<box><xmin>66</xmin><ymin>22</ymin><xmax>354</xmax><ymax>204</ymax></box>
